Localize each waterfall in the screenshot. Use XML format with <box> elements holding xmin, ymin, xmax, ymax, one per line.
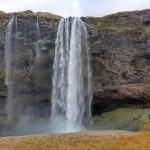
<box><xmin>35</xmin><ymin>17</ymin><xmax>41</xmax><ymax>67</ymax></box>
<box><xmin>36</xmin><ymin>17</ymin><xmax>40</xmax><ymax>38</ymax></box>
<box><xmin>4</xmin><ymin>15</ymin><xmax>42</xmax><ymax>121</ymax></box>
<box><xmin>50</xmin><ymin>17</ymin><xmax>92</xmax><ymax>133</ymax></box>
<box><xmin>34</xmin><ymin>17</ymin><xmax>41</xmax><ymax>81</ymax></box>
<box><xmin>4</xmin><ymin>15</ymin><xmax>15</xmax><ymax>121</ymax></box>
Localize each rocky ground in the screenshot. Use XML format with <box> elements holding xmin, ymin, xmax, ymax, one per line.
<box><xmin>0</xmin><ymin>130</ymin><xmax>149</xmax><ymax>150</ymax></box>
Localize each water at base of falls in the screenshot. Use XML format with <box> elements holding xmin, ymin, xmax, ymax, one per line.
<box><xmin>50</xmin><ymin>17</ymin><xmax>92</xmax><ymax>133</ymax></box>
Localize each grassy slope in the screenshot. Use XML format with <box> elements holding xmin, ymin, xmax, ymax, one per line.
<box><xmin>93</xmin><ymin>108</ymin><xmax>150</xmax><ymax>131</ymax></box>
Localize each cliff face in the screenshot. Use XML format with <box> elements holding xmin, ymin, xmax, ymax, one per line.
<box><xmin>84</xmin><ymin>10</ymin><xmax>150</xmax><ymax>114</ymax></box>
<box><xmin>0</xmin><ymin>10</ymin><xmax>149</xmax><ymax>116</ymax></box>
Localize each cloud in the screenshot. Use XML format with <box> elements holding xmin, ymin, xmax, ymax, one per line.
<box><xmin>0</xmin><ymin>0</ymin><xmax>150</xmax><ymax>17</ymax></box>
<box><xmin>78</xmin><ymin>0</ymin><xmax>150</xmax><ymax>17</ymax></box>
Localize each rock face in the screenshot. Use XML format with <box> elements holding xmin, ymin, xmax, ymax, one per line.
<box><xmin>84</xmin><ymin>10</ymin><xmax>150</xmax><ymax>114</ymax></box>
<box><xmin>0</xmin><ymin>10</ymin><xmax>149</xmax><ymax>116</ymax></box>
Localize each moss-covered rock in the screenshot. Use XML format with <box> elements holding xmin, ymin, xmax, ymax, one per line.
<box><xmin>93</xmin><ymin>108</ymin><xmax>150</xmax><ymax>131</ymax></box>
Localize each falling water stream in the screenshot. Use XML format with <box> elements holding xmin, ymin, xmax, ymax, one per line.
<box><xmin>35</xmin><ymin>17</ymin><xmax>41</xmax><ymax>71</ymax></box>
<box><xmin>50</xmin><ymin>17</ymin><xmax>92</xmax><ymax>133</ymax></box>
<box><xmin>4</xmin><ymin>15</ymin><xmax>92</xmax><ymax>135</ymax></box>
<box><xmin>4</xmin><ymin>16</ymin><xmax>42</xmax><ymax>121</ymax></box>
<box><xmin>4</xmin><ymin>15</ymin><xmax>15</xmax><ymax>121</ymax></box>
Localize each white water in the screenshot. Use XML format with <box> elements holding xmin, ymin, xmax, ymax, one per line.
<box><xmin>4</xmin><ymin>15</ymin><xmax>15</xmax><ymax>121</ymax></box>
<box><xmin>35</xmin><ymin>17</ymin><xmax>41</xmax><ymax>67</ymax></box>
<box><xmin>50</xmin><ymin>17</ymin><xmax>92</xmax><ymax>133</ymax></box>
<box><xmin>34</xmin><ymin>17</ymin><xmax>41</xmax><ymax>82</ymax></box>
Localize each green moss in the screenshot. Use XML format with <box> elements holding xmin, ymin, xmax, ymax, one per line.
<box><xmin>11</xmin><ymin>68</ymin><xmax>33</xmax><ymax>86</ymax></box>
<box><xmin>0</xmin><ymin>13</ymin><xmax>11</xmax><ymax>28</ymax></box>
<box><xmin>93</xmin><ymin>108</ymin><xmax>150</xmax><ymax>131</ymax></box>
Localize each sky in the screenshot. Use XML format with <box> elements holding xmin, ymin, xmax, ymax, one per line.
<box><xmin>0</xmin><ymin>0</ymin><xmax>150</xmax><ymax>17</ymax></box>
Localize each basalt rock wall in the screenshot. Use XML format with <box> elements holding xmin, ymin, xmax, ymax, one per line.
<box><xmin>84</xmin><ymin>10</ymin><xmax>150</xmax><ymax>114</ymax></box>
<box><xmin>0</xmin><ymin>10</ymin><xmax>149</xmax><ymax>116</ymax></box>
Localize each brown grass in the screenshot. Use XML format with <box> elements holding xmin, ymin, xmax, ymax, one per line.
<box><xmin>0</xmin><ymin>131</ymin><xmax>149</xmax><ymax>150</ymax></box>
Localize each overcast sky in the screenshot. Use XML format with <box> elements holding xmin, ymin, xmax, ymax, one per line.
<box><xmin>0</xmin><ymin>0</ymin><xmax>150</xmax><ymax>17</ymax></box>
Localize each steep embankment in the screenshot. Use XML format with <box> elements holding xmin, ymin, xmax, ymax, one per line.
<box><xmin>0</xmin><ymin>131</ymin><xmax>149</xmax><ymax>150</ymax></box>
<box><xmin>0</xmin><ymin>10</ymin><xmax>149</xmax><ymax>115</ymax></box>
